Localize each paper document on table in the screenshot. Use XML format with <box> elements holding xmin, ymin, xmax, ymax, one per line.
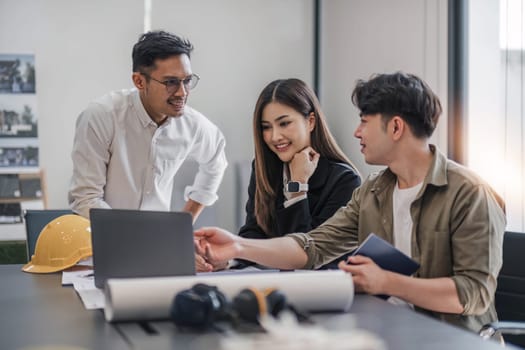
<box><xmin>104</xmin><ymin>270</ymin><xmax>354</xmax><ymax>322</ymax></box>
<box><xmin>62</xmin><ymin>269</ymin><xmax>105</xmax><ymax>310</ymax></box>
<box><xmin>73</xmin><ymin>278</ymin><xmax>105</xmax><ymax>310</ymax></box>
<box><xmin>62</xmin><ymin>269</ymin><xmax>94</xmax><ymax>285</ymax></box>
<box><xmin>77</xmin><ymin>256</ymin><xmax>93</xmax><ymax>266</ymax></box>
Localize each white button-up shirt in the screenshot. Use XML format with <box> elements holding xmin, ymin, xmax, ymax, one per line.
<box><xmin>68</xmin><ymin>89</ymin><xmax>227</xmax><ymax>218</ymax></box>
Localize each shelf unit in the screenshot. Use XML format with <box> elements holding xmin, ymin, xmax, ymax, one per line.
<box><xmin>0</xmin><ymin>168</ymin><xmax>46</xmax><ymax>241</ymax></box>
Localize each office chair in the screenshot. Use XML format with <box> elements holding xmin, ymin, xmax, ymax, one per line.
<box><xmin>24</xmin><ymin>209</ymin><xmax>73</xmax><ymax>261</ymax></box>
<box><xmin>479</xmin><ymin>231</ymin><xmax>525</xmax><ymax>348</ymax></box>
<box><xmin>235</xmin><ymin>160</ymin><xmax>252</xmax><ymax>230</ymax></box>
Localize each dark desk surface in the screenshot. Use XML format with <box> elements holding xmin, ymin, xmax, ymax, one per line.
<box><xmin>0</xmin><ymin>265</ymin><xmax>128</xmax><ymax>350</ymax></box>
<box><xmin>0</xmin><ymin>265</ymin><xmax>514</xmax><ymax>350</ymax></box>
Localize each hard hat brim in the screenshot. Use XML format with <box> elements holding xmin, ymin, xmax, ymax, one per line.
<box><xmin>22</xmin><ymin>260</ymin><xmax>79</xmax><ymax>273</ymax></box>
<box><xmin>21</xmin><ymin>251</ymin><xmax>92</xmax><ymax>274</ymax></box>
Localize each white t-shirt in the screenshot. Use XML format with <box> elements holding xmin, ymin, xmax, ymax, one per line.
<box><xmin>389</xmin><ymin>181</ymin><xmax>423</xmax><ymax>308</ymax></box>
<box><xmin>392</xmin><ymin>181</ymin><xmax>423</xmax><ymax>257</ymax></box>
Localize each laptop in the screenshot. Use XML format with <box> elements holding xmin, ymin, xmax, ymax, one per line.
<box><xmin>90</xmin><ymin>208</ymin><xmax>196</xmax><ymax>288</ymax></box>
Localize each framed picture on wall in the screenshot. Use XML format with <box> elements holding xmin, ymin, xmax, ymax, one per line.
<box><xmin>0</xmin><ymin>54</ymin><xmax>38</xmax><ymax>168</ymax></box>
<box><xmin>0</xmin><ymin>95</ymin><xmax>37</xmax><ymax>138</ymax></box>
<box><xmin>0</xmin><ymin>54</ymin><xmax>35</xmax><ymax>94</ymax></box>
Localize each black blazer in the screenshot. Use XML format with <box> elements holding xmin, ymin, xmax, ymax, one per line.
<box><xmin>239</xmin><ymin>157</ymin><xmax>361</xmax><ymax>240</ymax></box>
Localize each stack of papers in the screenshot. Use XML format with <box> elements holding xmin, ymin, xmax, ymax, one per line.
<box><xmin>62</xmin><ymin>269</ymin><xmax>104</xmax><ymax>310</ymax></box>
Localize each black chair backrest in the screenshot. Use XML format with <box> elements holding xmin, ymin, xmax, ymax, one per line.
<box><xmin>24</xmin><ymin>209</ymin><xmax>73</xmax><ymax>261</ymax></box>
<box><xmin>496</xmin><ymin>231</ymin><xmax>525</xmax><ymax>347</ymax></box>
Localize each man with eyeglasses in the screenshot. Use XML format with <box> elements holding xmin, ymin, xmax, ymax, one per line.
<box><xmin>69</xmin><ymin>31</ymin><xmax>227</xmax><ymax>226</ymax></box>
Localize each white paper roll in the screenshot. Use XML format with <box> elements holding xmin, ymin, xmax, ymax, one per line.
<box><xmin>104</xmin><ymin>270</ymin><xmax>353</xmax><ymax>322</ymax></box>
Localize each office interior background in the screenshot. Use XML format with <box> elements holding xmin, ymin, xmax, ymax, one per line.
<box><xmin>0</xmin><ymin>0</ymin><xmax>523</xmax><ymax>234</ymax></box>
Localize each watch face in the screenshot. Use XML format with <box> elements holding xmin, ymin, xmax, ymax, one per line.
<box><xmin>287</xmin><ymin>182</ymin><xmax>300</xmax><ymax>192</ymax></box>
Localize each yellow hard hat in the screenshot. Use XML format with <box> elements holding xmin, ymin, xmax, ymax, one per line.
<box><xmin>22</xmin><ymin>214</ymin><xmax>92</xmax><ymax>273</ymax></box>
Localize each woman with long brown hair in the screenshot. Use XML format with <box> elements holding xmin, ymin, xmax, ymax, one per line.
<box><xmin>236</xmin><ymin>78</ymin><xmax>361</xmax><ymax>268</ymax></box>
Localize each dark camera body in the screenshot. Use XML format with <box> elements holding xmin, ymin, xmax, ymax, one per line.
<box><xmin>170</xmin><ymin>283</ymin><xmax>288</xmax><ymax>330</ymax></box>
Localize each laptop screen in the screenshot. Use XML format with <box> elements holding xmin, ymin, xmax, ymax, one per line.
<box><xmin>90</xmin><ymin>208</ymin><xmax>196</xmax><ymax>288</ymax></box>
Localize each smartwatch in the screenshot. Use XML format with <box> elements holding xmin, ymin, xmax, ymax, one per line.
<box><xmin>286</xmin><ymin>181</ymin><xmax>309</xmax><ymax>193</ymax></box>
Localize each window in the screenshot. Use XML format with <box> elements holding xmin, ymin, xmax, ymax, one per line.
<box><xmin>468</xmin><ymin>0</ymin><xmax>525</xmax><ymax>231</ymax></box>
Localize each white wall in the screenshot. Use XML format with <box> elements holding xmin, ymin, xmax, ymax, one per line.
<box><xmin>0</xmin><ymin>0</ymin><xmax>143</xmax><ymax>210</ymax></box>
<box><xmin>152</xmin><ymin>0</ymin><xmax>314</xmax><ymax>231</ymax></box>
<box><xmin>320</xmin><ymin>0</ymin><xmax>448</xmax><ymax>178</ymax></box>
<box><xmin>0</xmin><ymin>0</ymin><xmax>314</xmax><ymax>232</ymax></box>
<box><xmin>0</xmin><ymin>0</ymin><xmax>448</xmax><ymax>233</ymax></box>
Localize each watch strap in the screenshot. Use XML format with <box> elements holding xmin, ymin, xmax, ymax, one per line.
<box><xmin>286</xmin><ymin>181</ymin><xmax>309</xmax><ymax>192</ymax></box>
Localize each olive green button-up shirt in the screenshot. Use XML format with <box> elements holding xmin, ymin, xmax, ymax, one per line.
<box><xmin>288</xmin><ymin>145</ymin><xmax>506</xmax><ymax>332</ymax></box>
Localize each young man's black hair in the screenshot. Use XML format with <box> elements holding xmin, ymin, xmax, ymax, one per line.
<box><xmin>132</xmin><ymin>30</ymin><xmax>194</xmax><ymax>72</ymax></box>
<box><xmin>351</xmin><ymin>72</ymin><xmax>442</xmax><ymax>138</ymax></box>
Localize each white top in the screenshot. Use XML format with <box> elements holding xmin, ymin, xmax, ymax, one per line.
<box><xmin>392</xmin><ymin>181</ymin><xmax>423</xmax><ymax>257</ymax></box>
<box><xmin>68</xmin><ymin>89</ymin><xmax>227</xmax><ymax>218</ymax></box>
<box><xmin>389</xmin><ymin>181</ymin><xmax>422</xmax><ymax>309</ymax></box>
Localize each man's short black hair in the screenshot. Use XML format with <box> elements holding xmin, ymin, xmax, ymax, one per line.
<box><xmin>132</xmin><ymin>30</ymin><xmax>194</xmax><ymax>72</ymax></box>
<box><xmin>351</xmin><ymin>72</ymin><xmax>442</xmax><ymax>138</ymax></box>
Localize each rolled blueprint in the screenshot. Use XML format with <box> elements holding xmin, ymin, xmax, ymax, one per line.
<box><xmin>104</xmin><ymin>270</ymin><xmax>353</xmax><ymax>322</ymax></box>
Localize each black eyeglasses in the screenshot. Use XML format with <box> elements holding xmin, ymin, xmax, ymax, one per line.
<box><xmin>140</xmin><ymin>72</ymin><xmax>200</xmax><ymax>94</ymax></box>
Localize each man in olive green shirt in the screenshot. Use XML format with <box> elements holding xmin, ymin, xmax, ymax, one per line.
<box><xmin>195</xmin><ymin>72</ymin><xmax>506</xmax><ymax>333</ymax></box>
